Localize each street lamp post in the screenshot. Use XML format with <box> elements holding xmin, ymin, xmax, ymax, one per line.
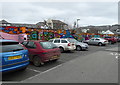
<box><xmin>77</xmin><ymin>19</ymin><xmax>80</xmax><ymax>28</ymax></box>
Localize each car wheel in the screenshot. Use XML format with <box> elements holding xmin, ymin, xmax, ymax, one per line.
<box><xmin>59</xmin><ymin>47</ymin><xmax>64</xmax><ymax>53</ymax></box>
<box><xmin>109</xmin><ymin>41</ymin><xmax>112</xmax><ymax>44</ymax></box>
<box><xmin>98</xmin><ymin>42</ymin><xmax>102</xmax><ymax>46</ymax></box>
<box><xmin>76</xmin><ymin>46</ymin><xmax>82</xmax><ymax>51</ymax></box>
<box><xmin>33</xmin><ymin>56</ymin><xmax>44</xmax><ymax>67</ymax></box>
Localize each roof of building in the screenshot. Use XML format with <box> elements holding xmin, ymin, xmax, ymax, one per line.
<box><xmin>36</xmin><ymin>22</ymin><xmax>45</xmax><ymax>26</ymax></box>
<box><xmin>11</xmin><ymin>23</ymin><xmax>38</xmax><ymax>28</ymax></box>
<box><xmin>0</xmin><ymin>20</ymin><xmax>42</xmax><ymax>28</ymax></box>
<box><xmin>0</xmin><ymin>20</ymin><xmax>11</xmax><ymax>24</ymax></box>
<box><xmin>52</xmin><ymin>20</ymin><xmax>67</xmax><ymax>25</ymax></box>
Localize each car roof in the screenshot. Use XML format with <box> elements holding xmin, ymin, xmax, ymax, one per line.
<box><xmin>91</xmin><ymin>38</ymin><xmax>105</xmax><ymax>39</ymax></box>
<box><xmin>0</xmin><ymin>39</ymin><xmax>17</xmax><ymax>42</ymax></box>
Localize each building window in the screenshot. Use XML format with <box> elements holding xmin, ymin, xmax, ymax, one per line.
<box><xmin>48</xmin><ymin>23</ymin><xmax>51</xmax><ymax>25</ymax></box>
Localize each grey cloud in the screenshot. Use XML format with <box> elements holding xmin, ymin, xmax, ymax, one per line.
<box><xmin>1</xmin><ymin>2</ymin><xmax>118</xmax><ymax>26</ymax></box>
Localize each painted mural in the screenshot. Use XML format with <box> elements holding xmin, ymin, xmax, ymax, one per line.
<box><xmin>0</xmin><ymin>26</ymin><xmax>26</xmax><ymax>34</ymax></box>
<box><xmin>0</xmin><ymin>26</ymin><xmax>118</xmax><ymax>42</ymax></box>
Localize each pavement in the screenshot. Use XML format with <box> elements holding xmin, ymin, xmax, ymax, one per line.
<box><xmin>21</xmin><ymin>47</ymin><xmax>118</xmax><ymax>83</ymax></box>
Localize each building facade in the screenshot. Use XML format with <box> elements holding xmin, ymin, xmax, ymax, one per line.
<box><xmin>46</xmin><ymin>19</ymin><xmax>68</xmax><ymax>30</ymax></box>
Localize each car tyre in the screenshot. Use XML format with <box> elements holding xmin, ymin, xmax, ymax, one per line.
<box><xmin>33</xmin><ymin>56</ymin><xmax>44</xmax><ymax>67</ymax></box>
<box><xmin>59</xmin><ymin>47</ymin><xmax>64</xmax><ymax>53</ymax></box>
<box><xmin>109</xmin><ymin>41</ymin><xmax>112</xmax><ymax>44</ymax></box>
<box><xmin>98</xmin><ymin>42</ymin><xmax>102</xmax><ymax>46</ymax></box>
<box><xmin>76</xmin><ymin>46</ymin><xmax>82</xmax><ymax>51</ymax></box>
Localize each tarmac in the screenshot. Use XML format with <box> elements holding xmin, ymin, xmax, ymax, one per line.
<box><xmin>22</xmin><ymin>47</ymin><xmax>118</xmax><ymax>83</ymax></box>
<box><xmin>105</xmin><ymin>46</ymin><xmax>119</xmax><ymax>52</ymax></box>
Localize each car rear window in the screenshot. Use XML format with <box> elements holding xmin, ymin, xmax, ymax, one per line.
<box><xmin>40</xmin><ymin>42</ymin><xmax>57</xmax><ymax>49</ymax></box>
<box><xmin>61</xmin><ymin>40</ymin><xmax>68</xmax><ymax>43</ymax></box>
<box><xmin>0</xmin><ymin>42</ymin><xmax>25</xmax><ymax>53</ymax></box>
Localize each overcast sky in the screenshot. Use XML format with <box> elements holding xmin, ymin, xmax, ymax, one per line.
<box><xmin>1</xmin><ymin>1</ymin><xmax>118</xmax><ymax>27</ymax></box>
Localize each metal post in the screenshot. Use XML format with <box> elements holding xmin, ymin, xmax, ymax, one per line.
<box><xmin>77</xmin><ymin>19</ymin><xmax>80</xmax><ymax>28</ymax></box>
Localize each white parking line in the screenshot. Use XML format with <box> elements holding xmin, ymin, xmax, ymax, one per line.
<box><xmin>40</xmin><ymin>64</ymin><xmax>62</xmax><ymax>74</ymax></box>
<box><xmin>116</xmin><ymin>56</ymin><xmax>118</xmax><ymax>59</ymax></box>
<box><xmin>21</xmin><ymin>64</ymin><xmax>62</xmax><ymax>82</ymax></box>
<box><xmin>27</xmin><ymin>68</ymin><xmax>41</xmax><ymax>73</ymax></box>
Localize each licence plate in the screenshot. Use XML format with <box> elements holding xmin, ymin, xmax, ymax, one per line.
<box><xmin>8</xmin><ymin>55</ymin><xmax>22</xmax><ymax>60</ymax></box>
<box><xmin>52</xmin><ymin>56</ymin><xmax>58</xmax><ymax>59</ymax></box>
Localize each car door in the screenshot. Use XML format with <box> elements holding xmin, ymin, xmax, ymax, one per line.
<box><xmin>53</xmin><ymin>39</ymin><xmax>60</xmax><ymax>47</ymax></box>
<box><xmin>61</xmin><ymin>39</ymin><xmax>68</xmax><ymax>49</ymax></box>
<box><xmin>89</xmin><ymin>38</ymin><xmax>95</xmax><ymax>44</ymax></box>
<box><xmin>94</xmin><ymin>38</ymin><xmax>100</xmax><ymax>45</ymax></box>
<box><xmin>25</xmin><ymin>41</ymin><xmax>37</xmax><ymax>61</ymax></box>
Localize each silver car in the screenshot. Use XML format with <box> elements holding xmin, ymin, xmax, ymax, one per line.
<box><xmin>49</xmin><ymin>38</ymin><xmax>76</xmax><ymax>52</ymax></box>
<box><xmin>84</xmin><ymin>38</ymin><xmax>109</xmax><ymax>46</ymax></box>
<box><xmin>68</xmin><ymin>38</ymin><xmax>89</xmax><ymax>51</ymax></box>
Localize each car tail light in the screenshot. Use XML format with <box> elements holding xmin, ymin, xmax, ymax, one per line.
<box><xmin>68</xmin><ymin>43</ymin><xmax>71</xmax><ymax>46</ymax></box>
<box><xmin>104</xmin><ymin>41</ymin><xmax>108</xmax><ymax>42</ymax></box>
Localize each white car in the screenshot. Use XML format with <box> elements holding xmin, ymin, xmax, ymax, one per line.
<box><xmin>84</xmin><ymin>38</ymin><xmax>109</xmax><ymax>46</ymax></box>
<box><xmin>49</xmin><ymin>38</ymin><xmax>76</xmax><ymax>52</ymax></box>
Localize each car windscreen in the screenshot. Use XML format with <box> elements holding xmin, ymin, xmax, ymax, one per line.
<box><xmin>48</xmin><ymin>39</ymin><xmax>53</xmax><ymax>42</ymax></box>
<box><xmin>0</xmin><ymin>42</ymin><xmax>25</xmax><ymax>53</ymax></box>
<box><xmin>40</xmin><ymin>42</ymin><xmax>58</xmax><ymax>49</ymax></box>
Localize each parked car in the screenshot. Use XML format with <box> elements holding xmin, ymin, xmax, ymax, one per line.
<box><xmin>21</xmin><ymin>40</ymin><xmax>61</xmax><ymax>67</ymax></box>
<box><xmin>66</xmin><ymin>38</ymin><xmax>89</xmax><ymax>51</ymax></box>
<box><xmin>104</xmin><ymin>36</ymin><xmax>117</xmax><ymax>44</ymax></box>
<box><xmin>0</xmin><ymin>39</ymin><xmax>29</xmax><ymax>73</ymax></box>
<box><xmin>83</xmin><ymin>38</ymin><xmax>108</xmax><ymax>46</ymax></box>
<box><xmin>49</xmin><ymin>38</ymin><xmax>76</xmax><ymax>52</ymax></box>
<box><xmin>116</xmin><ymin>36</ymin><xmax>120</xmax><ymax>42</ymax></box>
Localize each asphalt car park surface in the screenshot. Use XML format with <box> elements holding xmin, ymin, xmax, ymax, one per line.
<box><xmin>2</xmin><ymin>42</ymin><xmax>119</xmax><ymax>82</ymax></box>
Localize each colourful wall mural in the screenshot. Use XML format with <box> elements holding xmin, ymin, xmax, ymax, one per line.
<box><xmin>28</xmin><ymin>29</ymin><xmax>78</xmax><ymax>41</ymax></box>
<box><xmin>29</xmin><ymin>31</ymin><xmax>39</xmax><ymax>40</ymax></box>
<box><xmin>0</xmin><ymin>26</ymin><xmax>26</xmax><ymax>34</ymax></box>
<box><xmin>0</xmin><ymin>26</ymin><xmax>118</xmax><ymax>42</ymax></box>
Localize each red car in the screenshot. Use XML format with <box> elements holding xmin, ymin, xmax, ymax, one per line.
<box><xmin>104</xmin><ymin>36</ymin><xmax>117</xmax><ymax>44</ymax></box>
<box><xmin>22</xmin><ymin>40</ymin><xmax>61</xmax><ymax>67</ymax></box>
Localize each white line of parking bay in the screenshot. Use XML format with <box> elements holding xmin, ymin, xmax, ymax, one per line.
<box><xmin>21</xmin><ymin>64</ymin><xmax>62</xmax><ymax>82</ymax></box>
<box><xmin>26</xmin><ymin>68</ymin><xmax>41</xmax><ymax>73</ymax></box>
